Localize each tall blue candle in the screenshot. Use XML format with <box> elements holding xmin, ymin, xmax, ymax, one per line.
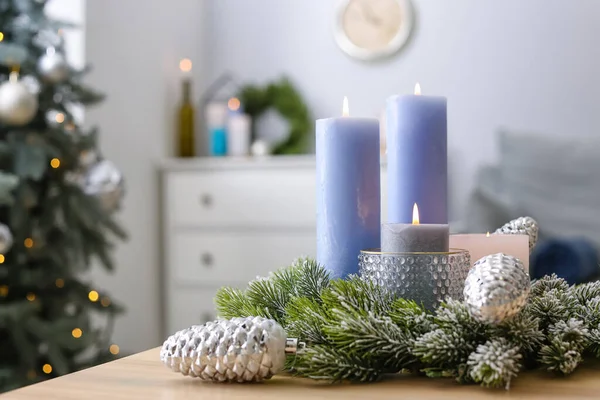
<box><xmin>316</xmin><ymin>98</ymin><xmax>381</xmax><ymax>279</ymax></box>
<box><xmin>386</xmin><ymin>84</ymin><xmax>448</xmax><ymax>224</ymax></box>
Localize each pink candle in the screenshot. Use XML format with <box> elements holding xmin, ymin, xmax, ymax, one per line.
<box><xmin>450</xmin><ymin>233</ymin><xmax>530</xmax><ymax>271</ymax></box>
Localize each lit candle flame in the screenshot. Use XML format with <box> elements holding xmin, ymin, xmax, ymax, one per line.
<box><xmin>486</xmin><ymin>232</ymin><xmax>490</xmax><ymax>237</ymax></box>
<box><xmin>342</xmin><ymin>96</ymin><xmax>350</xmax><ymax>117</ymax></box>
<box><xmin>412</xmin><ymin>203</ymin><xmax>420</xmax><ymax>225</ymax></box>
<box><xmin>179</xmin><ymin>58</ymin><xmax>192</xmax><ymax>73</ymax></box>
<box><xmin>228</xmin><ymin>97</ymin><xmax>241</xmax><ymax>111</ymax></box>
<box><xmin>414</xmin><ymin>83</ymin><xmax>421</xmax><ymax>96</ymax></box>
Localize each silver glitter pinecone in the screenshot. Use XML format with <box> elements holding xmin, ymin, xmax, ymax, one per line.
<box><xmin>495</xmin><ymin>216</ymin><xmax>539</xmax><ymax>252</ymax></box>
<box><xmin>160</xmin><ymin>316</ymin><xmax>287</xmax><ymax>382</ymax></box>
<box><xmin>464</xmin><ymin>253</ymin><xmax>530</xmax><ymax>325</ymax></box>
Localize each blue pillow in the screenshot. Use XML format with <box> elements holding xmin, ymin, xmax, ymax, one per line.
<box><xmin>530</xmin><ymin>238</ymin><xmax>599</xmax><ymax>284</ymax></box>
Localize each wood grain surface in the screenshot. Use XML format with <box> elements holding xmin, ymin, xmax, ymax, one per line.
<box><xmin>3</xmin><ymin>347</ymin><xmax>600</xmax><ymax>399</ymax></box>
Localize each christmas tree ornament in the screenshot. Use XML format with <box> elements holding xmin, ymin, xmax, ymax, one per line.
<box><xmin>37</xmin><ymin>47</ymin><xmax>69</xmax><ymax>83</ymax></box>
<box><xmin>464</xmin><ymin>253</ymin><xmax>530</xmax><ymax>325</ymax></box>
<box><xmin>495</xmin><ymin>216</ymin><xmax>539</xmax><ymax>253</ymax></box>
<box><xmin>0</xmin><ymin>224</ymin><xmax>13</xmax><ymax>253</ymax></box>
<box><xmin>250</xmin><ymin>139</ymin><xmax>271</xmax><ymax>157</ymax></box>
<box><xmin>0</xmin><ymin>72</ymin><xmax>38</xmax><ymax>126</ymax></box>
<box><xmin>84</xmin><ymin>160</ymin><xmax>125</xmax><ymax>212</ymax></box>
<box><xmin>161</xmin><ymin>316</ymin><xmax>300</xmax><ymax>382</ymax></box>
<box><xmin>20</xmin><ymin>75</ymin><xmax>41</xmax><ymax>95</ymax></box>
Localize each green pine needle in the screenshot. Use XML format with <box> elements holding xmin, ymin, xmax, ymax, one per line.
<box><xmin>321</xmin><ymin>276</ymin><xmax>394</xmax><ymax>316</ymax></box>
<box><xmin>324</xmin><ymin>310</ymin><xmax>414</xmax><ymax>372</ymax></box>
<box><xmin>214</xmin><ymin>287</ymin><xmax>263</xmax><ymax>319</ymax></box>
<box><xmin>413</xmin><ymin>328</ymin><xmax>477</xmax><ymax>367</ymax></box>
<box><xmin>294</xmin><ymin>345</ymin><xmax>382</xmax><ymax>383</ymax></box>
<box><xmin>570</xmin><ymin>281</ymin><xmax>600</xmax><ymax>304</ymax></box>
<box><xmin>539</xmin><ymin>338</ymin><xmax>582</xmax><ymax>374</ymax></box>
<box><xmin>293</xmin><ymin>258</ymin><xmax>331</xmax><ymax>300</ymax></box>
<box><xmin>530</xmin><ymin>274</ymin><xmax>569</xmax><ymax>297</ymax></box>
<box><xmin>492</xmin><ymin>312</ymin><xmax>545</xmax><ymax>355</ymax></box>
<box><xmin>468</xmin><ymin>338</ymin><xmax>522</xmax><ymax>389</ymax></box>
<box><xmin>285</xmin><ymin>297</ymin><xmax>329</xmax><ymax>344</ymax></box>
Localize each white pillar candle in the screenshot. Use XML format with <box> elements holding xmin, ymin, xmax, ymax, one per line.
<box><xmin>227</xmin><ymin>113</ymin><xmax>251</xmax><ymax>156</ymax></box>
<box><xmin>449</xmin><ymin>233</ymin><xmax>530</xmax><ymax>271</ymax></box>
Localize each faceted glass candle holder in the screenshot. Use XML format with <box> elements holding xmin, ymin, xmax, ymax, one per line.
<box><xmin>358</xmin><ymin>248</ymin><xmax>471</xmax><ymax>310</ymax></box>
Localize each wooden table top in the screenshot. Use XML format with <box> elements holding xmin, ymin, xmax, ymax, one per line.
<box><xmin>3</xmin><ymin>347</ymin><xmax>600</xmax><ymax>399</ymax></box>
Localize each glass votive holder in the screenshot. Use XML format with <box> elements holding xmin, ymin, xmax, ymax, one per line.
<box><xmin>358</xmin><ymin>248</ymin><xmax>471</xmax><ymax>310</ymax></box>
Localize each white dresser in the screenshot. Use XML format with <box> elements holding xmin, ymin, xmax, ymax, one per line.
<box><xmin>160</xmin><ymin>156</ymin><xmax>324</xmax><ymax>336</ymax></box>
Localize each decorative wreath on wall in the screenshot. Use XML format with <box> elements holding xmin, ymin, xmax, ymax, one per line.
<box><xmin>238</xmin><ymin>78</ymin><xmax>312</xmax><ymax>155</ymax></box>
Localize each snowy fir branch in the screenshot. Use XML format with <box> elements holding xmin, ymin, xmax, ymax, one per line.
<box><xmin>215</xmin><ymin>259</ymin><xmax>600</xmax><ymax>390</ymax></box>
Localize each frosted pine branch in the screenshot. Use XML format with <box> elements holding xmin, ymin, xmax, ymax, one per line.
<box><xmin>539</xmin><ymin>338</ymin><xmax>582</xmax><ymax>374</ymax></box>
<box><xmin>468</xmin><ymin>338</ymin><xmax>522</xmax><ymax>389</ymax></box>
<box><xmin>413</xmin><ymin>329</ymin><xmax>477</xmax><ymax>367</ymax></box>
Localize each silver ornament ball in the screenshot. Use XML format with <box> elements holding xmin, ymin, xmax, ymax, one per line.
<box><xmin>161</xmin><ymin>316</ymin><xmax>287</xmax><ymax>382</ymax></box>
<box><xmin>0</xmin><ymin>224</ymin><xmax>13</xmax><ymax>253</ymax></box>
<box><xmin>20</xmin><ymin>75</ymin><xmax>41</xmax><ymax>95</ymax></box>
<box><xmin>251</xmin><ymin>140</ymin><xmax>271</xmax><ymax>157</ymax></box>
<box><xmin>495</xmin><ymin>216</ymin><xmax>539</xmax><ymax>253</ymax></box>
<box><xmin>0</xmin><ymin>78</ymin><xmax>38</xmax><ymax>126</ymax></box>
<box><xmin>84</xmin><ymin>160</ymin><xmax>125</xmax><ymax>213</ymax></box>
<box><xmin>37</xmin><ymin>48</ymin><xmax>69</xmax><ymax>83</ymax></box>
<box><xmin>464</xmin><ymin>253</ymin><xmax>530</xmax><ymax>325</ymax></box>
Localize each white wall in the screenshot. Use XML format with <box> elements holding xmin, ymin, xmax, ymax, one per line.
<box><xmin>85</xmin><ymin>0</ymin><xmax>205</xmax><ymax>352</ymax></box>
<box><xmin>204</xmin><ymin>0</ymin><xmax>600</xmax><ymax>221</ymax></box>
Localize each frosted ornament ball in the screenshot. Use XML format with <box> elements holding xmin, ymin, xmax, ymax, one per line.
<box><xmin>161</xmin><ymin>316</ymin><xmax>291</xmax><ymax>382</ymax></box>
<box><xmin>250</xmin><ymin>139</ymin><xmax>271</xmax><ymax>157</ymax></box>
<box><xmin>84</xmin><ymin>160</ymin><xmax>125</xmax><ymax>213</ymax></box>
<box><xmin>464</xmin><ymin>253</ymin><xmax>530</xmax><ymax>325</ymax></box>
<box><xmin>37</xmin><ymin>47</ymin><xmax>69</xmax><ymax>83</ymax></box>
<box><xmin>0</xmin><ymin>223</ymin><xmax>13</xmax><ymax>253</ymax></box>
<box><xmin>0</xmin><ymin>72</ymin><xmax>38</xmax><ymax>126</ymax></box>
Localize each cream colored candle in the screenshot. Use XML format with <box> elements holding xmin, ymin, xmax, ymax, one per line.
<box><xmin>449</xmin><ymin>233</ymin><xmax>530</xmax><ymax>271</ymax></box>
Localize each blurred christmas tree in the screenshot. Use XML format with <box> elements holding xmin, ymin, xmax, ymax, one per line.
<box><xmin>0</xmin><ymin>0</ymin><xmax>126</xmax><ymax>392</ymax></box>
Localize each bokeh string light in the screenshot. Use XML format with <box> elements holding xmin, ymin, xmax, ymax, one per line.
<box><xmin>109</xmin><ymin>344</ymin><xmax>120</xmax><ymax>355</ymax></box>
<box><xmin>88</xmin><ymin>290</ymin><xmax>99</xmax><ymax>302</ymax></box>
<box><xmin>42</xmin><ymin>364</ymin><xmax>52</xmax><ymax>374</ymax></box>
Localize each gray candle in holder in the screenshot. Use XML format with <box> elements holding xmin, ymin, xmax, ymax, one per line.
<box><xmin>381</xmin><ymin>203</ymin><xmax>449</xmax><ymax>253</ymax></box>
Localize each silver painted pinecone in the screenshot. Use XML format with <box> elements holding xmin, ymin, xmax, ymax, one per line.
<box><xmin>495</xmin><ymin>216</ymin><xmax>539</xmax><ymax>253</ymax></box>
<box><xmin>160</xmin><ymin>316</ymin><xmax>287</xmax><ymax>382</ymax></box>
<box><xmin>464</xmin><ymin>253</ymin><xmax>530</xmax><ymax>325</ymax></box>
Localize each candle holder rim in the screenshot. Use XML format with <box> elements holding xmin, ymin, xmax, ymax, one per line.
<box><xmin>360</xmin><ymin>248</ymin><xmax>469</xmax><ymax>256</ymax></box>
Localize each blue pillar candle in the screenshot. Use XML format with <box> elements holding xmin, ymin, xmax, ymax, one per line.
<box><xmin>386</xmin><ymin>84</ymin><xmax>448</xmax><ymax>224</ymax></box>
<box><xmin>316</xmin><ymin>98</ymin><xmax>381</xmax><ymax>279</ymax></box>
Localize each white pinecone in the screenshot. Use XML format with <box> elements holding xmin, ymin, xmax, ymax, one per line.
<box><xmin>160</xmin><ymin>316</ymin><xmax>287</xmax><ymax>382</ymax></box>
<box><xmin>495</xmin><ymin>216</ymin><xmax>539</xmax><ymax>252</ymax></box>
<box><xmin>464</xmin><ymin>253</ymin><xmax>530</xmax><ymax>325</ymax></box>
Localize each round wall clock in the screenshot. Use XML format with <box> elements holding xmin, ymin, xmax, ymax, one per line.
<box><xmin>334</xmin><ymin>0</ymin><xmax>414</xmax><ymax>61</ymax></box>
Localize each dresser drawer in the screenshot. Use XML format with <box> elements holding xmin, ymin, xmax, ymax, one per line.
<box><xmin>167</xmin><ymin>169</ymin><xmax>316</xmax><ymax>228</ymax></box>
<box><xmin>166</xmin><ymin>287</ymin><xmax>227</xmax><ymax>335</ymax></box>
<box><xmin>170</xmin><ymin>231</ymin><xmax>316</xmax><ymax>286</ymax></box>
